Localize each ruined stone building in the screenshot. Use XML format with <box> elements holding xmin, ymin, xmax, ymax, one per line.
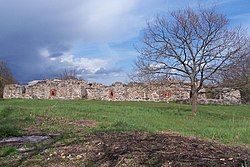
<box><xmin>3</xmin><ymin>79</ymin><xmax>241</xmax><ymax>104</ymax></box>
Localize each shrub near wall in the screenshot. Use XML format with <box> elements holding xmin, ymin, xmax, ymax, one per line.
<box><xmin>240</xmin><ymin>88</ymin><xmax>250</xmax><ymax>104</ymax></box>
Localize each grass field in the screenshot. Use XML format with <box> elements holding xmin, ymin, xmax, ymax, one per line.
<box><xmin>0</xmin><ymin>99</ymin><xmax>249</xmax><ymax>146</ymax></box>
<box><xmin>0</xmin><ymin>99</ymin><xmax>249</xmax><ymax>166</ymax></box>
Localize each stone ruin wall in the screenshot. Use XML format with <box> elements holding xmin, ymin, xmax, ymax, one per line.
<box><xmin>87</xmin><ymin>82</ymin><xmax>190</xmax><ymax>102</ymax></box>
<box><xmin>3</xmin><ymin>79</ymin><xmax>241</xmax><ymax>104</ymax></box>
<box><xmin>3</xmin><ymin>79</ymin><xmax>88</xmax><ymax>100</ymax></box>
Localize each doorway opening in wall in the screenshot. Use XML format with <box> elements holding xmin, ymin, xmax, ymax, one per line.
<box><xmin>164</xmin><ymin>91</ymin><xmax>171</xmax><ymax>98</ymax></box>
<box><xmin>21</xmin><ymin>86</ymin><xmax>26</xmax><ymax>94</ymax></box>
<box><xmin>50</xmin><ymin>89</ymin><xmax>57</xmax><ymax>96</ymax></box>
<box><xmin>109</xmin><ymin>90</ymin><xmax>114</xmax><ymax>99</ymax></box>
<box><xmin>81</xmin><ymin>87</ymin><xmax>87</xmax><ymax>99</ymax></box>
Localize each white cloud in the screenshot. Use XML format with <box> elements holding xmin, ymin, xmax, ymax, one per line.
<box><xmin>60</xmin><ymin>54</ymin><xmax>108</xmax><ymax>73</ymax></box>
<box><xmin>74</xmin><ymin>0</ymin><xmax>144</xmax><ymax>42</ymax></box>
<box><xmin>39</xmin><ymin>49</ymin><xmax>50</xmax><ymax>58</ymax></box>
<box><xmin>0</xmin><ymin>0</ymin><xmax>248</xmax><ymax>84</ymax></box>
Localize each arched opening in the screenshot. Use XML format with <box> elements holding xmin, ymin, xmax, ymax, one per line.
<box><xmin>50</xmin><ymin>89</ymin><xmax>57</xmax><ymax>96</ymax></box>
<box><xmin>21</xmin><ymin>86</ymin><xmax>26</xmax><ymax>94</ymax></box>
<box><xmin>109</xmin><ymin>90</ymin><xmax>114</xmax><ymax>99</ymax></box>
<box><xmin>164</xmin><ymin>91</ymin><xmax>171</xmax><ymax>98</ymax></box>
<box><xmin>81</xmin><ymin>87</ymin><xmax>87</xmax><ymax>99</ymax></box>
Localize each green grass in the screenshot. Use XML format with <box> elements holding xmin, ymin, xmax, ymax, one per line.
<box><xmin>0</xmin><ymin>99</ymin><xmax>249</xmax><ymax>146</ymax></box>
<box><xmin>0</xmin><ymin>106</ymin><xmax>33</xmax><ymax>138</ymax></box>
<box><xmin>0</xmin><ymin>147</ymin><xmax>17</xmax><ymax>157</ymax></box>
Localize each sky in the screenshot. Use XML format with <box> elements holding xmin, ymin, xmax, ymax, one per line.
<box><xmin>0</xmin><ymin>0</ymin><xmax>250</xmax><ymax>85</ymax></box>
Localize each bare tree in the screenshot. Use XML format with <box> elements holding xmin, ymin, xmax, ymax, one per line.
<box><xmin>0</xmin><ymin>61</ymin><xmax>16</xmax><ymax>98</ymax></box>
<box><xmin>134</xmin><ymin>8</ymin><xmax>248</xmax><ymax>114</ymax></box>
<box><xmin>59</xmin><ymin>69</ymin><xmax>78</xmax><ymax>80</ymax></box>
<box><xmin>220</xmin><ymin>53</ymin><xmax>250</xmax><ymax>103</ymax></box>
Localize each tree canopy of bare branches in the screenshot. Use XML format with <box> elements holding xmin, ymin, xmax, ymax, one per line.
<box><xmin>134</xmin><ymin>8</ymin><xmax>248</xmax><ymax>114</ymax></box>
<box><xmin>220</xmin><ymin>53</ymin><xmax>250</xmax><ymax>103</ymax></box>
<box><xmin>59</xmin><ymin>69</ymin><xmax>78</xmax><ymax>80</ymax></box>
<box><xmin>0</xmin><ymin>61</ymin><xmax>16</xmax><ymax>98</ymax></box>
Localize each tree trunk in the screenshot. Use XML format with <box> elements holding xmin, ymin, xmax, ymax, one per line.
<box><xmin>191</xmin><ymin>90</ymin><xmax>198</xmax><ymax>115</ymax></box>
<box><xmin>190</xmin><ymin>81</ymin><xmax>198</xmax><ymax>115</ymax></box>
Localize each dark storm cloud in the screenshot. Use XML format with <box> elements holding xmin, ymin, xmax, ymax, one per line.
<box><xmin>0</xmin><ymin>0</ymin><xmax>245</xmax><ymax>84</ymax></box>
<box><xmin>0</xmin><ymin>0</ymin><xmax>145</xmax><ymax>83</ymax></box>
<box><xmin>49</xmin><ymin>53</ymin><xmax>64</xmax><ymax>58</ymax></box>
<box><xmin>0</xmin><ymin>0</ymin><xmax>86</xmax><ymax>82</ymax></box>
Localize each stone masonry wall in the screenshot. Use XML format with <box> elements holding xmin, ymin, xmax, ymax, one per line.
<box><xmin>3</xmin><ymin>79</ymin><xmax>88</xmax><ymax>100</ymax></box>
<box><xmin>3</xmin><ymin>79</ymin><xmax>241</xmax><ymax>104</ymax></box>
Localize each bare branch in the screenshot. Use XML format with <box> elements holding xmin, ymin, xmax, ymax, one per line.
<box><xmin>132</xmin><ymin>7</ymin><xmax>248</xmax><ymax>113</ymax></box>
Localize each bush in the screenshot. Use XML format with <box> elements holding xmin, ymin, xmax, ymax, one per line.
<box><xmin>240</xmin><ymin>88</ymin><xmax>250</xmax><ymax>104</ymax></box>
<box><xmin>0</xmin><ymin>146</ymin><xmax>18</xmax><ymax>156</ymax></box>
<box><xmin>0</xmin><ymin>61</ymin><xmax>16</xmax><ymax>98</ymax></box>
<box><xmin>0</xmin><ymin>107</ymin><xmax>33</xmax><ymax>139</ymax></box>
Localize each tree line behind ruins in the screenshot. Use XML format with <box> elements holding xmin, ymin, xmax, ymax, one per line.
<box><xmin>0</xmin><ymin>7</ymin><xmax>249</xmax><ymax>114</ymax></box>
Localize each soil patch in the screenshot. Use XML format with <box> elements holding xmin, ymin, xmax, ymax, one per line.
<box><xmin>46</xmin><ymin>132</ymin><xmax>249</xmax><ymax>167</ymax></box>
<box><xmin>24</xmin><ymin>125</ymin><xmax>42</xmax><ymax>135</ymax></box>
<box><xmin>69</xmin><ymin>119</ymin><xmax>98</xmax><ymax>127</ymax></box>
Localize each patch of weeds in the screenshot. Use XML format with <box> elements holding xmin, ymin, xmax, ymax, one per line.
<box><xmin>0</xmin><ymin>107</ymin><xmax>22</xmax><ymax>138</ymax></box>
<box><xmin>0</xmin><ymin>106</ymin><xmax>34</xmax><ymax>138</ymax></box>
<box><xmin>113</xmin><ymin>120</ymin><xmax>131</xmax><ymax>129</ymax></box>
<box><xmin>0</xmin><ymin>124</ymin><xmax>21</xmax><ymax>138</ymax></box>
<box><xmin>33</xmin><ymin>153</ymin><xmax>43</xmax><ymax>161</ymax></box>
<box><xmin>95</xmin><ymin>120</ymin><xmax>147</xmax><ymax>133</ymax></box>
<box><xmin>0</xmin><ymin>146</ymin><xmax>18</xmax><ymax>157</ymax></box>
<box><xmin>86</xmin><ymin>161</ymin><xmax>98</xmax><ymax>167</ymax></box>
<box><xmin>146</xmin><ymin>156</ymin><xmax>162</xmax><ymax>165</ymax></box>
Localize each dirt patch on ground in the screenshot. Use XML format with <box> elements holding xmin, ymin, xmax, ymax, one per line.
<box><xmin>69</xmin><ymin>119</ymin><xmax>98</xmax><ymax>127</ymax></box>
<box><xmin>42</xmin><ymin>132</ymin><xmax>249</xmax><ymax>167</ymax></box>
<box><xmin>24</xmin><ymin>125</ymin><xmax>42</xmax><ymax>135</ymax></box>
